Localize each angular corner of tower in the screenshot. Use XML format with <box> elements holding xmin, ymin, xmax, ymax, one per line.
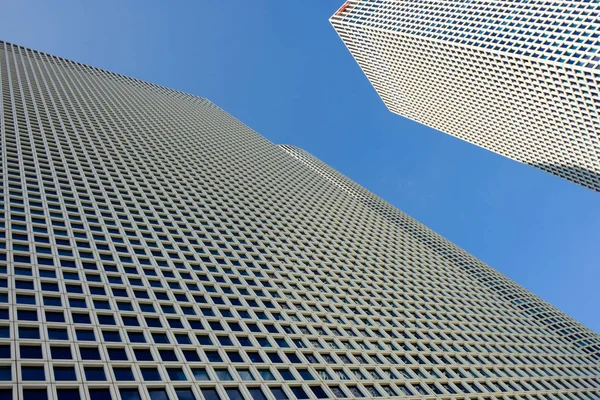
<box><xmin>277</xmin><ymin>144</ymin><xmax>308</xmax><ymax>158</ymax></box>
<box><xmin>277</xmin><ymin>144</ymin><xmax>297</xmax><ymax>150</ymax></box>
<box><xmin>195</xmin><ymin>96</ymin><xmax>223</xmax><ymax>110</ymax></box>
<box><xmin>330</xmin><ymin>1</ymin><xmax>353</xmax><ymax>24</ymax></box>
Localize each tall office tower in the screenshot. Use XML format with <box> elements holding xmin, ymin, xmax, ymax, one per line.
<box><xmin>0</xmin><ymin>40</ymin><xmax>599</xmax><ymax>400</ymax></box>
<box><xmin>330</xmin><ymin>1</ymin><xmax>600</xmax><ymax>192</ymax></box>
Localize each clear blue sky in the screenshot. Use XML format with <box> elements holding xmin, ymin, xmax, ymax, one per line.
<box><xmin>2</xmin><ymin>0</ymin><xmax>598</xmax><ymax>333</ymax></box>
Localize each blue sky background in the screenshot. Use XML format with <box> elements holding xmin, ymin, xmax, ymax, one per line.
<box><xmin>2</xmin><ymin>0</ymin><xmax>598</xmax><ymax>332</ymax></box>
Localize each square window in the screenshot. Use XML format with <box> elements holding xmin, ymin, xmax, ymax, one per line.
<box><xmin>141</xmin><ymin>367</ymin><xmax>162</xmax><ymax>381</ymax></box>
<box><xmin>183</xmin><ymin>349</ymin><xmax>200</xmax><ymax>362</ymax></box>
<box><xmin>248</xmin><ymin>388</ymin><xmax>268</xmax><ymax>400</ymax></box>
<box><xmin>149</xmin><ymin>389</ymin><xmax>169</xmax><ymax>400</ymax></box>
<box><xmin>16</xmin><ymin>294</ymin><xmax>36</xmax><ymax>305</ymax></box>
<box><xmin>189</xmin><ymin>320</ymin><xmax>204</xmax><ymax>330</ymax></box>
<box><xmin>208</xmin><ymin>321</ymin><xmax>223</xmax><ymax>330</ymax></box>
<box><xmin>89</xmin><ymin>287</ymin><xmax>106</xmax><ymax>296</ymax></box>
<box><xmin>258</xmin><ymin>369</ymin><xmax>276</xmax><ymax>380</ymax></box>
<box><xmin>167</xmin><ymin>367</ymin><xmax>187</xmax><ymax>381</ymax></box>
<box><xmin>72</xmin><ymin>313</ymin><xmax>91</xmax><ymax>324</ymax></box>
<box><xmin>145</xmin><ymin>317</ymin><xmax>162</xmax><ymax>327</ymax></box>
<box><xmin>17</xmin><ymin>309</ymin><xmax>37</xmax><ymax>321</ymax></box>
<box><xmin>134</xmin><ymin>348</ymin><xmax>154</xmax><ymax>361</ymax></box>
<box><xmin>84</xmin><ymin>366</ymin><xmax>106</xmax><ymax>381</ymax></box>
<box><xmin>46</xmin><ymin>311</ymin><xmax>65</xmax><ymax>322</ymax></box>
<box><xmin>205</xmin><ymin>350</ymin><xmax>222</xmax><ymax>362</ymax></box>
<box><xmin>0</xmin><ymin>365</ymin><xmax>11</xmax><ymax>381</ymax></box>
<box><xmin>113</xmin><ymin>366</ymin><xmax>135</xmax><ymax>381</ymax></box>
<box><xmin>175</xmin><ymin>333</ymin><xmax>191</xmax><ymax>344</ymax></box>
<box><xmin>19</xmin><ymin>327</ymin><xmax>39</xmax><ymax>339</ymax></box>
<box><xmin>278</xmin><ymin>368</ymin><xmax>295</xmax><ymax>380</ymax></box>
<box><xmin>214</xmin><ymin>368</ymin><xmax>233</xmax><ymax>380</ymax></box>
<box><xmin>152</xmin><ymin>332</ymin><xmax>170</xmax><ymax>343</ymax></box>
<box><xmin>112</xmin><ymin>288</ymin><xmax>128</xmax><ymax>297</ymax></box>
<box><xmin>227</xmin><ymin>351</ymin><xmax>244</xmax><ymax>363</ymax></box>
<box><xmin>122</xmin><ymin>316</ymin><xmax>139</xmax><ymax>326</ymax></box>
<box><xmin>22</xmin><ymin>365</ymin><xmax>45</xmax><ymax>380</ymax></box>
<box><xmin>94</xmin><ymin>300</ymin><xmax>111</xmax><ymax>310</ymax></box>
<box><xmin>269</xmin><ymin>388</ymin><xmax>288</xmax><ymax>400</ymax></box>
<box><xmin>297</xmin><ymin>369</ymin><xmax>314</xmax><ymax>380</ymax></box>
<box><xmin>200</xmin><ymin>389</ymin><xmax>221</xmax><ymax>400</ymax></box>
<box><xmin>54</xmin><ymin>366</ymin><xmax>77</xmax><ymax>381</ymax></box>
<box><xmin>175</xmin><ymin>389</ymin><xmax>196</xmax><ymax>400</ymax></box>
<box><xmin>167</xmin><ymin>318</ymin><xmax>184</xmax><ymax>328</ymax></box>
<box><xmin>89</xmin><ymin>389</ymin><xmax>112</xmax><ymax>400</ymax></box>
<box><xmin>117</xmin><ymin>302</ymin><xmax>134</xmax><ymax>311</ymax></box>
<box><xmin>217</xmin><ymin>336</ymin><xmax>233</xmax><ymax>346</ymax></box>
<box><xmin>41</xmin><ymin>282</ymin><xmax>59</xmax><ymax>291</ymax></box>
<box><xmin>159</xmin><ymin>349</ymin><xmax>178</xmax><ymax>362</ymax></box>
<box><xmin>102</xmin><ymin>330</ymin><xmax>121</xmax><ymax>342</ymax></box>
<box><xmin>119</xmin><ymin>388</ymin><xmax>141</xmax><ymax>400</ymax></box>
<box><xmin>247</xmin><ymin>352</ymin><xmax>263</xmax><ymax>363</ymax></box>
<box><xmin>0</xmin><ymin>345</ymin><xmax>10</xmax><ymax>358</ymax></box>
<box><xmin>237</xmin><ymin>368</ymin><xmax>255</xmax><ymax>381</ymax></box>
<box><xmin>20</xmin><ymin>345</ymin><xmax>43</xmax><ymax>359</ymax></box>
<box><xmin>57</xmin><ymin>388</ymin><xmax>81</xmax><ymax>400</ymax></box>
<box><xmin>128</xmin><ymin>331</ymin><xmax>146</xmax><ymax>343</ymax></box>
<box><xmin>98</xmin><ymin>314</ymin><xmax>116</xmax><ymax>325</ymax></box>
<box><xmin>69</xmin><ymin>298</ymin><xmax>87</xmax><ymax>308</ymax></box>
<box><xmin>309</xmin><ymin>386</ymin><xmax>328</xmax><ymax>399</ymax></box>
<box><xmin>225</xmin><ymin>389</ymin><xmax>244</xmax><ymax>400</ymax></box>
<box><xmin>44</xmin><ymin>296</ymin><xmax>62</xmax><ymax>306</ymax></box>
<box><xmin>108</xmin><ymin>347</ymin><xmax>128</xmax><ymax>361</ymax></box>
<box><xmin>140</xmin><ymin>303</ymin><xmax>155</xmax><ymax>312</ymax></box>
<box><xmin>15</xmin><ymin>281</ymin><xmax>34</xmax><ymax>292</ymax></box>
<box><xmin>86</xmin><ymin>274</ymin><xmax>102</xmax><ymax>282</ymax></box>
<box><xmin>192</xmin><ymin>367</ymin><xmax>210</xmax><ymax>380</ymax></box>
<box><xmin>80</xmin><ymin>347</ymin><xmax>101</xmax><ymax>360</ymax></box>
<box><xmin>66</xmin><ymin>284</ymin><xmax>83</xmax><ymax>294</ymax></box>
<box><xmin>48</xmin><ymin>327</ymin><xmax>69</xmax><ymax>340</ymax></box>
<box><xmin>290</xmin><ymin>387</ymin><xmax>309</xmax><ymax>399</ymax></box>
<box><xmin>23</xmin><ymin>389</ymin><xmax>48</xmax><ymax>400</ymax></box>
<box><xmin>196</xmin><ymin>334</ymin><xmax>212</xmax><ymax>345</ymax></box>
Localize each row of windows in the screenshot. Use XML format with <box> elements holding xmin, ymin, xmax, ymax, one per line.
<box><xmin>0</xmin><ymin>259</ymin><xmax>580</xmax><ymax>348</ymax></box>
<box><xmin>2</xmin><ymin>383</ymin><xmax>600</xmax><ymax>400</ymax></box>
<box><xmin>0</xmin><ymin>386</ymin><xmax>297</xmax><ymax>400</ymax></box>
<box><xmin>1</xmin><ymin>360</ymin><xmax>598</xmax><ymax>392</ymax></box>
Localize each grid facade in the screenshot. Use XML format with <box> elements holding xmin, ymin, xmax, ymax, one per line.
<box><xmin>0</xmin><ymin>39</ymin><xmax>599</xmax><ymax>400</ymax></box>
<box><xmin>330</xmin><ymin>0</ymin><xmax>600</xmax><ymax>192</ymax></box>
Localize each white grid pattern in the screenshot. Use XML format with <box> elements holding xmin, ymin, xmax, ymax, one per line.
<box><xmin>0</xmin><ymin>40</ymin><xmax>599</xmax><ymax>400</ymax></box>
<box><xmin>330</xmin><ymin>0</ymin><xmax>600</xmax><ymax>192</ymax></box>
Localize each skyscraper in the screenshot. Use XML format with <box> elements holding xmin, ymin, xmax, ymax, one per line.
<box><xmin>330</xmin><ymin>1</ymin><xmax>600</xmax><ymax>192</ymax></box>
<box><xmin>0</xmin><ymin>39</ymin><xmax>599</xmax><ymax>400</ymax></box>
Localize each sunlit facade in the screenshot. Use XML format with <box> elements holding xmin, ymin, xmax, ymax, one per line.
<box><xmin>331</xmin><ymin>0</ymin><xmax>600</xmax><ymax>191</ymax></box>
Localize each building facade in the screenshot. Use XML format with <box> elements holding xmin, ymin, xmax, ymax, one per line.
<box><xmin>0</xmin><ymin>40</ymin><xmax>599</xmax><ymax>400</ymax></box>
<box><xmin>330</xmin><ymin>0</ymin><xmax>600</xmax><ymax>192</ymax></box>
